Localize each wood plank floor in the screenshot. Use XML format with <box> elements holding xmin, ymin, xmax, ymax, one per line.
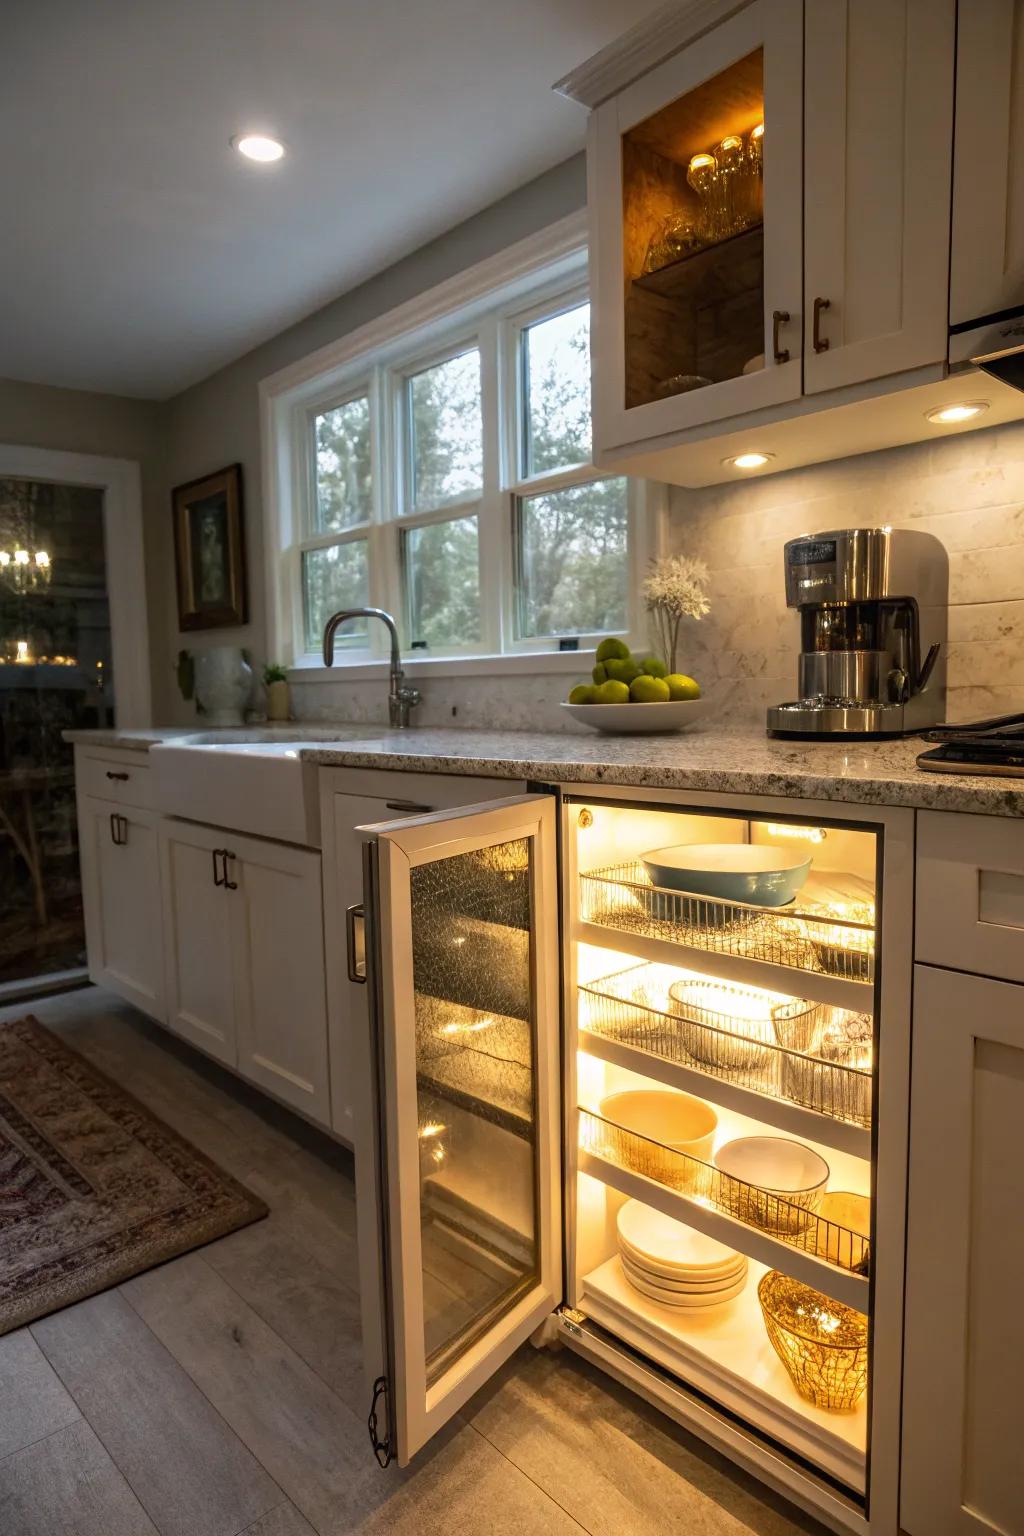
<box><xmin>0</xmin><ymin>987</ymin><xmax>828</xmax><ymax>1536</ymax></box>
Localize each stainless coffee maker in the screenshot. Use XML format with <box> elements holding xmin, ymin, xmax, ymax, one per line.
<box><xmin>766</xmin><ymin>527</ymin><xmax>948</xmax><ymax>738</ymax></box>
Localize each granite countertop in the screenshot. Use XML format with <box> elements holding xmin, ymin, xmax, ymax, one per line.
<box><xmin>64</xmin><ymin>722</ymin><xmax>1024</xmax><ymax>816</ymax></box>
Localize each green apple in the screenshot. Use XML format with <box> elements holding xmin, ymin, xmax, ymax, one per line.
<box><xmin>630</xmin><ymin>674</ymin><xmax>671</xmax><ymax>703</ymax></box>
<box><xmin>665</xmin><ymin>673</ymin><xmax>702</xmax><ymax>700</ymax></box>
<box><xmin>595</xmin><ymin>637</ymin><xmax>631</xmax><ymax>663</ymax></box>
<box><xmin>568</xmin><ymin>684</ymin><xmax>596</xmax><ymax>704</ymax></box>
<box><xmin>594</xmin><ymin>678</ymin><xmax>631</xmax><ymax>704</ymax></box>
<box><xmin>592</xmin><ymin>663</ymin><xmax>608</xmax><ymax>684</ymax></box>
<box><xmin>605</xmin><ymin>657</ymin><xmax>641</xmax><ymax>684</ymax></box>
<box><xmin>640</xmin><ymin>656</ymin><xmax>668</xmax><ymax>678</ymax></box>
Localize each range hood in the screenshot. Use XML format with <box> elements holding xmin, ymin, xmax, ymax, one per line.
<box><xmin>949</xmin><ymin>307</ymin><xmax>1024</xmax><ymax>390</ymax></box>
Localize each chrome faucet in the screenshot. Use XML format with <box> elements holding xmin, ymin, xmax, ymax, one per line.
<box><xmin>321</xmin><ymin>607</ymin><xmax>422</xmax><ymax>729</ymax></box>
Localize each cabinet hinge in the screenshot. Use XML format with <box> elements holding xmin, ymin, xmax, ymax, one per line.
<box><xmin>559</xmin><ymin>1306</ymin><xmax>588</xmax><ymax>1336</ymax></box>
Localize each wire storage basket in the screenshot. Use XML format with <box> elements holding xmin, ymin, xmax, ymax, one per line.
<box><xmin>758</xmin><ymin>1270</ymin><xmax>869</xmax><ymax>1411</ymax></box>
<box><xmin>578</xmin><ymin>965</ymin><xmax>874</xmax><ymax>1129</ymax></box>
<box><xmin>578</xmin><ymin>1107</ymin><xmax>870</xmax><ymax>1274</ymax></box>
<box><xmin>578</xmin><ymin>862</ymin><xmax>876</xmax><ymax>984</ymax></box>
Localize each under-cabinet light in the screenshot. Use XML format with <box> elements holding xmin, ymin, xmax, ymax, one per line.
<box><xmin>723</xmin><ymin>451</ymin><xmax>774</xmax><ymax>470</ymax></box>
<box><xmin>764</xmin><ymin>823</ymin><xmax>827</xmax><ymax>843</ymax></box>
<box><xmin>924</xmin><ymin>400</ymin><xmax>989</xmax><ymax>425</ymax></box>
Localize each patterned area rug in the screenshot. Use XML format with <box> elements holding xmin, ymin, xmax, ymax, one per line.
<box><xmin>0</xmin><ymin>1016</ymin><xmax>267</xmax><ymax>1334</ymax></box>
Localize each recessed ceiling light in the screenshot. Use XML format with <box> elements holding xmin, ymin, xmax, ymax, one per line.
<box><xmin>925</xmin><ymin>400</ymin><xmax>989</xmax><ymax>425</ymax></box>
<box><xmin>723</xmin><ymin>451</ymin><xmax>774</xmax><ymax>470</ymax></box>
<box><xmin>232</xmin><ymin>134</ymin><xmax>285</xmax><ymax>163</ymax></box>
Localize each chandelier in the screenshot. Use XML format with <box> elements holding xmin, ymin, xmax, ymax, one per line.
<box><xmin>0</xmin><ymin>547</ymin><xmax>51</xmax><ymax>595</ymax></box>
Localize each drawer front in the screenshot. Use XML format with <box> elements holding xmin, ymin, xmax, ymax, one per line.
<box><xmin>916</xmin><ymin>810</ymin><xmax>1024</xmax><ymax>982</ymax></box>
<box><xmin>76</xmin><ymin>749</ymin><xmax>152</xmax><ymax>810</ymax></box>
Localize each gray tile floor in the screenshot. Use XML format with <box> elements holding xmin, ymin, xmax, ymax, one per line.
<box><xmin>0</xmin><ymin>987</ymin><xmax>828</xmax><ymax>1536</ymax></box>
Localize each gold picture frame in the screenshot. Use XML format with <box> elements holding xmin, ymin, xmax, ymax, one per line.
<box><xmin>172</xmin><ymin>464</ymin><xmax>247</xmax><ymax>631</ymax></box>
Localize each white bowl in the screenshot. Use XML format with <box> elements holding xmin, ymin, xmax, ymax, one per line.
<box><xmin>713</xmin><ymin>1136</ymin><xmax>829</xmax><ymax>1233</ymax></box>
<box><xmin>616</xmin><ymin>1199</ymin><xmax>740</xmax><ymax>1275</ymax></box>
<box><xmin>561</xmin><ymin>699</ymin><xmax>706</xmax><ymax>735</ymax></box>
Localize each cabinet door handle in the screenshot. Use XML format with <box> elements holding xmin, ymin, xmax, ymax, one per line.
<box><xmin>109</xmin><ymin>813</ymin><xmax>127</xmax><ymax>845</ymax></box>
<box><xmin>105</xmin><ymin>770</ymin><xmax>130</xmax><ymax>782</ymax></box>
<box><xmin>222</xmin><ymin>851</ymin><xmax>238</xmax><ymax>891</ymax></box>
<box><xmin>771</xmin><ymin>309</ymin><xmax>791</xmax><ymax>365</ymax></box>
<box><xmin>346</xmin><ymin>903</ymin><xmax>367</xmax><ymax>984</ymax></box>
<box><xmin>212</xmin><ymin>848</ymin><xmax>225</xmax><ymax>886</ymax></box>
<box><xmin>813</xmin><ymin>296</ymin><xmax>831</xmax><ymax>353</ymax></box>
<box><xmin>385</xmin><ymin>800</ymin><xmax>434</xmax><ymax>814</ymax></box>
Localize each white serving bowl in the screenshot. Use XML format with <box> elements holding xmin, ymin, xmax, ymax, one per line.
<box><xmin>713</xmin><ymin>1135</ymin><xmax>829</xmax><ymax>1233</ymax></box>
<box><xmin>560</xmin><ymin>698</ymin><xmax>706</xmax><ymax>734</ymax></box>
<box><xmin>616</xmin><ymin>1199</ymin><xmax>741</xmax><ymax>1276</ymax></box>
<box><xmin>599</xmin><ymin>1089</ymin><xmax>718</xmax><ymax>1192</ymax></box>
<box><xmin>642</xmin><ymin>843</ymin><xmax>812</xmax><ymax>906</ymax></box>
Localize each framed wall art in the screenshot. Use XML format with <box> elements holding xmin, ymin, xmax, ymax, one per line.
<box><xmin>172</xmin><ymin>463</ymin><xmax>247</xmax><ymax>630</ymax></box>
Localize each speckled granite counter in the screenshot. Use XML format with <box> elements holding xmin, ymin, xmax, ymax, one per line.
<box><xmin>64</xmin><ymin>723</ymin><xmax>1024</xmax><ymax>816</ymax></box>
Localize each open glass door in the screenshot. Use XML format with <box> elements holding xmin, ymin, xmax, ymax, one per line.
<box><xmin>353</xmin><ymin>795</ymin><xmax>561</xmax><ymax>1466</ymax></box>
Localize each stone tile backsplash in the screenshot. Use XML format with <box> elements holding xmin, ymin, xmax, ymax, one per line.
<box><xmin>666</xmin><ymin>420</ymin><xmax>1024</xmax><ymax>726</ymax></box>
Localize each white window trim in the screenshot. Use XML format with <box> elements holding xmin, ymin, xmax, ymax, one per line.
<box><xmin>260</xmin><ymin>208</ymin><xmax>664</xmax><ymax>678</ymax></box>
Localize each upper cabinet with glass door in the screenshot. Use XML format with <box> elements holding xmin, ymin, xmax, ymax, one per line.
<box><xmin>559</xmin><ymin>0</ymin><xmax>977</xmax><ymax>486</ymax></box>
<box><xmin>585</xmin><ymin>0</ymin><xmax>804</xmax><ymax>456</ymax></box>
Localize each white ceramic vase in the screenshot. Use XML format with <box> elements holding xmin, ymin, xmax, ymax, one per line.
<box><xmin>194</xmin><ymin>645</ymin><xmax>252</xmax><ymax>727</ymax></box>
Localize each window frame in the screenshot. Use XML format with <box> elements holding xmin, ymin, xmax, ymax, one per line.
<box><xmin>262</xmin><ymin>221</ymin><xmax>662</xmax><ymax>677</ymax></box>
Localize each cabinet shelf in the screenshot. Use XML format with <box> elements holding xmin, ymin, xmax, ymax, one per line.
<box><xmin>581</xmin><ymin>1256</ymin><xmax>866</xmax><ymax>1491</ymax></box>
<box><xmin>579</xmin><ymin>862</ymin><xmax>875</xmax><ymax>1006</ymax></box>
<box><xmin>634</xmin><ymin>222</ymin><xmax>764</xmax><ymax>303</ymax></box>
<box><xmin>577</xmin><ymin>1108</ymin><xmax>870</xmax><ymax>1313</ymax></box>
<box><xmin>579</xmin><ymin>963</ymin><xmax>872</xmax><ymax>1156</ymax></box>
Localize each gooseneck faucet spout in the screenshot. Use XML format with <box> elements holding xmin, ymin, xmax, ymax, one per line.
<box><xmin>321</xmin><ymin>607</ymin><xmax>422</xmax><ymax>729</ymax></box>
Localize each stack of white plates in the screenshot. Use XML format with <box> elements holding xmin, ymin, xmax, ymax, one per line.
<box><xmin>616</xmin><ymin>1200</ymin><xmax>747</xmax><ymax>1309</ymax></box>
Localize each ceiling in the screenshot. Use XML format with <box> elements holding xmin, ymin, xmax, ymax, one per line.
<box><xmin>1</xmin><ymin>0</ymin><xmax>659</xmax><ymax>401</ymax></box>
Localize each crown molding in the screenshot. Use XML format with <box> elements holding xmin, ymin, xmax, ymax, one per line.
<box><xmin>553</xmin><ymin>0</ymin><xmax>752</xmax><ymax>108</ymax></box>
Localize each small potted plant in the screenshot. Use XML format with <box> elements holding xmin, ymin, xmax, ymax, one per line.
<box><xmin>263</xmin><ymin>662</ymin><xmax>290</xmax><ymax>722</ymax></box>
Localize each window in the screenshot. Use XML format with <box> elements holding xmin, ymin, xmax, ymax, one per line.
<box><xmin>272</xmin><ymin>252</ymin><xmax>653</xmax><ymax>668</ymax></box>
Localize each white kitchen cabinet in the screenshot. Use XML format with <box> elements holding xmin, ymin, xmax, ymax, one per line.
<box><xmin>231</xmin><ymin>832</ymin><xmax>329</xmax><ymax>1125</ymax></box>
<box><xmin>158</xmin><ymin>817</ymin><xmax>330</xmax><ymax>1123</ymax></box>
<box><xmin>586</xmin><ymin>0</ymin><xmax>804</xmax><ymax>456</ymax></box>
<box><xmin>950</xmin><ymin>0</ymin><xmax>1024</xmax><ymax>335</ymax></box>
<box><xmin>802</xmin><ymin>0</ymin><xmax>955</xmax><ymax>393</ymax></box>
<box><xmin>78</xmin><ymin>794</ymin><xmax>164</xmax><ymax>1021</ymax></box>
<box><xmin>901</xmin><ymin>963</ymin><xmax>1024</xmax><ymax>1536</ymax></box>
<box><xmin>159</xmin><ymin>819</ymin><xmax>237</xmax><ymax>1068</ymax></box>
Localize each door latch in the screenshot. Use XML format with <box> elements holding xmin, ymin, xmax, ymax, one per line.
<box><xmin>367</xmin><ymin>1375</ymin><xmax>393</xmax><ymax>1467</ymax></box>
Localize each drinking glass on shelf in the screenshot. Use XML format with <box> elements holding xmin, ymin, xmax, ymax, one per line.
<box><xmin>743</xmin><ymin>122</ymin><xmax>765</xmax><ymax>227</ymax></box>
<box><xmin>686</xmin><ymin>151</ymin><xmax>719</xmax><ymax>243</ymax></box>
<box><xmin>716</xmin><ymin>134</ymin><xmax>745</xmax><ymax>234</ymax></box>
<box><xmin>643</xmin><ymin>211</ymin><xmax>702</xmax><ymax>273</ymax></box>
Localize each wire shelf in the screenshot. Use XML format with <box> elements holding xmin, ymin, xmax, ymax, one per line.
<box><xmin>579</xmin><ymin>862</ymin><xmax>876</xmax><ymax>984</ymax></box>
<box><xmin>579</xmin><ymin>964</ymin><xmax>873</xmax><ymax>1129</ymax></box>
<box><xmin>578</xmin><ymin>1107</ymin><xmax>870</xmax><ymax>1276</ymax></box>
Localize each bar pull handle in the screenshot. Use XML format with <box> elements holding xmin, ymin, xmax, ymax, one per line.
<box><xmin>813</xmin><ymin>296</ymin><xmax>831</xmax><ymax>353</ymax></box>
<box><xmin>212</xmin><ymin>848</ymin><xmax>225</xmax><ymax>886</ymax></box>
<box><xmin>385</xmin><ymin>800</ymin><xmax>434</xmax><ymax>814</ymax></box>
<box><xmin>346</xmin><ymin>902</ymin><xmax>367</xmax><ymax>984</ymax></box>
<box><xmin>771</xmin><ymin>309</ymin><xmax>790</xmax><ymax>364</ymax></box>
<box><xmin>222</xmin><ymin>851</ymin><xmax>238</xmax><ymax>891</ymax></box>
<box><xmin>105</xmin><ymin>770</ymin><xmax>130</xmax><ymax>781</ymax></box>
<box><xmin>109</xmin><ymin>813</ymin><xmax>127</xmax><ymax>845</ymax></box>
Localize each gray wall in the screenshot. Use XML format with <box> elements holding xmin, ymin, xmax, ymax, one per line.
<box><xmin>155</xmin><ymin>154</ymin><xmax>587</xmax><ymax>722</ymax></box>
<box><xmin>0</xmin><ymin>377</ymin><xmax>165</xmax><ymax>708</ymax></box>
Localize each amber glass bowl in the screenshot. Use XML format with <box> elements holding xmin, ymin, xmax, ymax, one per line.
<box><xmin>757</xmin><ymin>1270</ymin><xmax>868</xmax><ymax>1411</ymax></box>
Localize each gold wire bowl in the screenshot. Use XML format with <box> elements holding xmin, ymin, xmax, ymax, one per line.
<box><xmin>758</xmin><ymin>1270</ymin><xmax>869</xmax><ymax>1411</ymax></box>
<box><xmin>803</xmin><ymin>901</ymin><xmax>875</xmax><ymax>982</ymax></box>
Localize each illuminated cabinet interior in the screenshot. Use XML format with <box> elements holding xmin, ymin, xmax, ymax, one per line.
<box><xmin>623</xmin><ymin>51</ymin><xmax>766</xmax><ymax>410</ymax></box>
<box><xmin>565</xmin><ymin>799</ymin><xmax>880</xmax><ymax>1504</ymax></box>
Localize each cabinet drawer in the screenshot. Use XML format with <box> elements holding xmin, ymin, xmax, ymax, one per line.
<box><xmin>916</xmin><ymin>810</ymin><xmax>1024</xmax><ymax>982</ymax></box>
<box><xmin>76</xmin><ymin>749</ymin><xmax>152</xmax><ymax>809</ymax></box>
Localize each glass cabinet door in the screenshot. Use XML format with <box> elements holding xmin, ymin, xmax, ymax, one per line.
<box><xmin>355</xmin><ymin>795</ymin><xmax>561</xmax><ymax>1466</ymax></box>
<box><xmin>590</xmin><ymin>0</ymin><xmax>803</xmax><ymax>454</ymax></box>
